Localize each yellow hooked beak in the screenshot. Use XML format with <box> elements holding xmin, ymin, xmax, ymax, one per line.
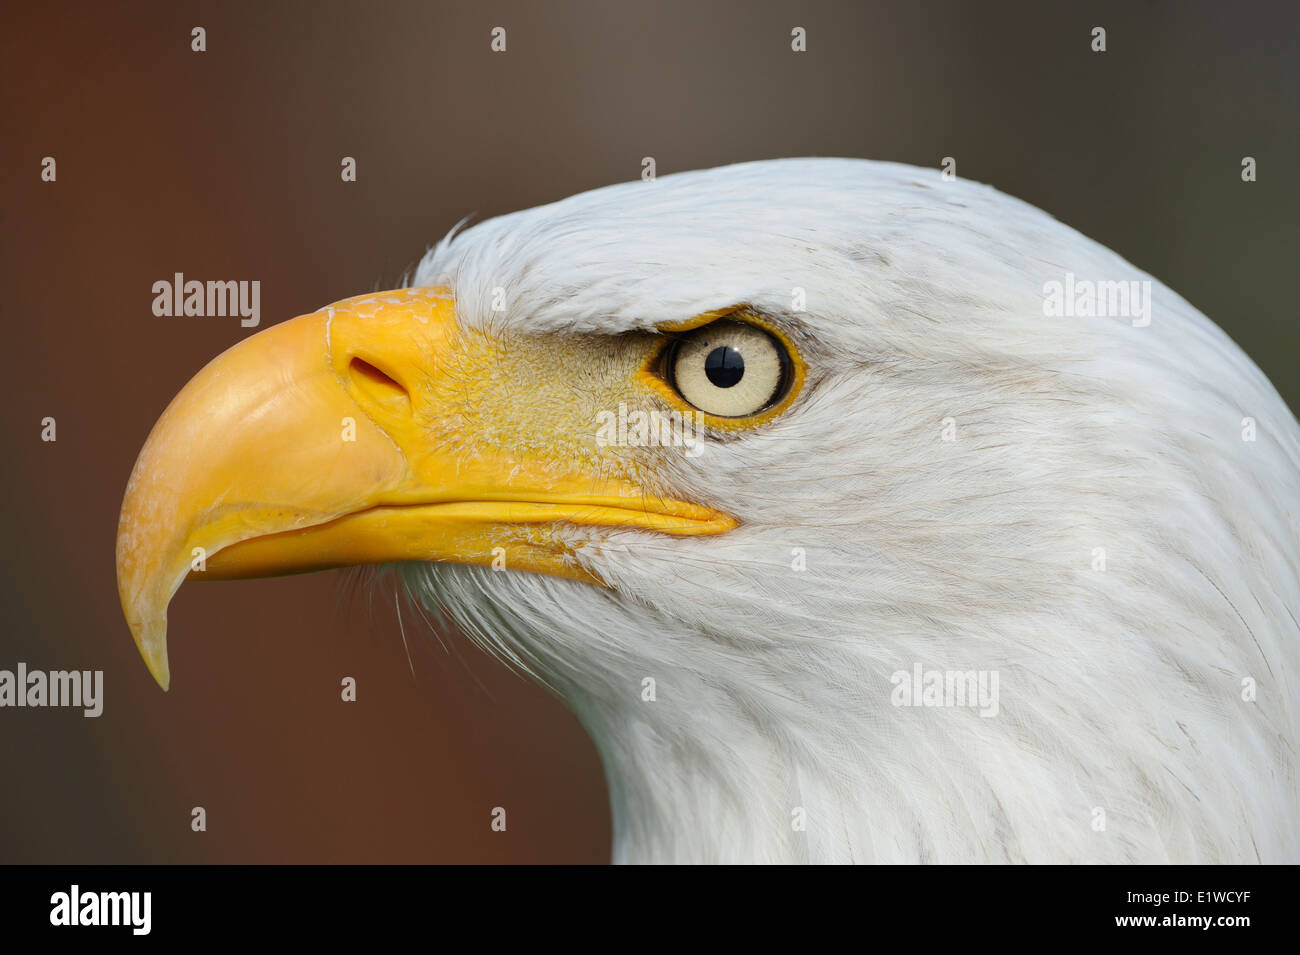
<box><xmin>116</xmin><ymin>287</ymin><xmax>735</xmax><ymax>690</ymax></box>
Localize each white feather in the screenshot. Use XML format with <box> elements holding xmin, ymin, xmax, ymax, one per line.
<box><xmin>400</xmin><ymin>158</ymin><xmax>1299</xmax><ymax>863</ymax></box>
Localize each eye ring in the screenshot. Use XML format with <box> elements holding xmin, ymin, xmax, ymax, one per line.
<box><xmin>660</xmin><ymin>319</ymin><xmax>793</xmax><ymax>418</ymax></box>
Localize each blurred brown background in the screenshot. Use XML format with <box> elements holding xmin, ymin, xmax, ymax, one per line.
<box><xmin>1</xmin><ymin>0</ymin><xmax>1296</xmax><ymax>863</ymax></box>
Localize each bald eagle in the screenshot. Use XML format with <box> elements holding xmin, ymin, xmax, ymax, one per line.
<box><xmin>117</xmin><ymin>158</ymin><xmax>1299</xmax><ymax>864</ymax></box>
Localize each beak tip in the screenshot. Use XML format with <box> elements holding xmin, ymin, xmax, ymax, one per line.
<box><xmin>129</xmin><ymin>617</ymin><xmax>172</xmax><ymax>692</ymax></box>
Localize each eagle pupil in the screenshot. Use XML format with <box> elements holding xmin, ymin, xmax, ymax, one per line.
<box><xmin>704</xmin><ymin>346</ymin><xmax>744</xmax><ymax>388</ymax></box>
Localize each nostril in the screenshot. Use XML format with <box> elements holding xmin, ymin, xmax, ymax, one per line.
<box><xmin>347</xmin><ymin>357</ymin><xmax>411</xmax><ymax>413</ymax></box>
<box><xmin>349</xmin><ymin>357</ymin><xmax>403</xmax><ymax>391</ymax></box>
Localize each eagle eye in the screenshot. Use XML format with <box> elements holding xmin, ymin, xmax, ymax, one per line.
<box><xmin>663</xmin><ymin>319</ymin><xmax>791</xmax><ymax>418</ymax></box>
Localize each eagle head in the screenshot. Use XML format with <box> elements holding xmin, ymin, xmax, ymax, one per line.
<box><xmin>116</xmin><ymin>159</ymin><xmax>1300</xmax><ymax>863</ymax></box>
